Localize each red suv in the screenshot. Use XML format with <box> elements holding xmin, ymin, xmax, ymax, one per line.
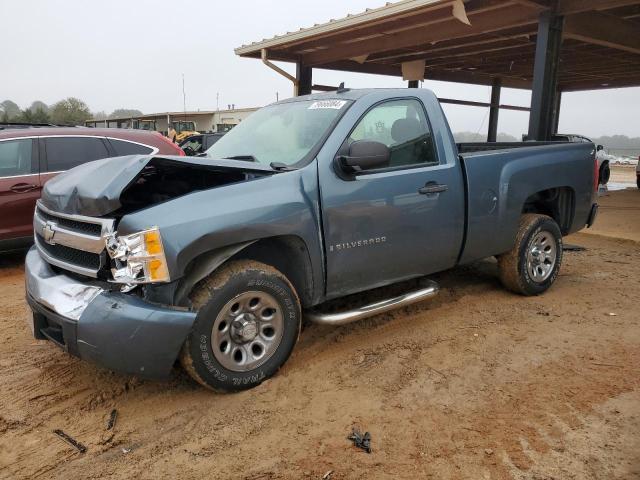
<box><xmin>0</xmin><ymin>127</ymin><xmax>184</xmax><ymax>252</ymax></box>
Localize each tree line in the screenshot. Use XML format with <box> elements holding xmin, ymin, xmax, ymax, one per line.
<box><xmin>0</xmin><ymin>98</ymin><xmax>142</xmax><ymax>126</ymax></box>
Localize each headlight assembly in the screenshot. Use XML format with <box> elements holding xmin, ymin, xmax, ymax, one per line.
<box><xmin>105</xmin><ymin>227</ymin><xmax>170</xmax><ymax>285</ymax></box>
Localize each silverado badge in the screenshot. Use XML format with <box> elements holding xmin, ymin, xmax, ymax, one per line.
<box><xmin>329</xmin><ymin>236</ymin><xmax>387</xmax><ymax>252</ymax></box>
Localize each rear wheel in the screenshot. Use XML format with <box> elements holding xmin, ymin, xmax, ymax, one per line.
<box><xmin>180</xmin><ymin>260</ymin><xmax>301</xmax><ymax>392</ymax></box>
<box><xmin>498</xmin><ymin>214</ymin><xmax>563</xmax><ymax>296</ymax></box>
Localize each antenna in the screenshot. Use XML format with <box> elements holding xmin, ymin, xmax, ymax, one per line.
<box><xmin>182</xmin><ymin>73</ymin><xmax>187</xmax><ymax>119</ymax></box>
<box><xmin>337</xmin><ymin>82</ymin><xmax>349</xmax><ymax>93</ymax></box>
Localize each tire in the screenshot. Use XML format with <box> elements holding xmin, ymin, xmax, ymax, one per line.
<box><xmin>599</xmin><ymin>162</ymin><xmax>610</xmax><ymax>185</ymax></box>
<box><xmin>180</xmin><ymin>260</ymin><xmax>301</xmax><ymax>392</ymax></box>
<box><xmin>636</xmin><ymin>176</ymin><xmax>640</xmax><ymax>190</ymax></box>
<box><xmin>498</xmin><ymin>214</ymin><xmax>563</xmax><ymax>296</ymax></box>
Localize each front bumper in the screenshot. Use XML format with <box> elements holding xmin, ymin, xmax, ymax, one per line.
<box><xmin>25</xmin><ymin>247</ymin><xmax>196</xmax><ymax>378</ymax></box>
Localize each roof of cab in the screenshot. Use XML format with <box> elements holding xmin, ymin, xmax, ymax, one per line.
<box><xmin>275</xmin><ymin>87</ymin><xmax>433</xmax><ymax>104</ymax></box>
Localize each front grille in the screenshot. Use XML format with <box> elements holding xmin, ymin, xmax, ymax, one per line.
<box><xmin>36</xmin><ymin>206</ymin><xmax>102</xmax><ymax>236</ymax></box>
<box><xmin>34</xmin><ymin>201</ymin><xmax>114</xmax><ymax>278</ymax></box>
<box><xmin>36</xmin><ymin>234</ymin><xmax>102</xmax><ymax>270</ymax></box>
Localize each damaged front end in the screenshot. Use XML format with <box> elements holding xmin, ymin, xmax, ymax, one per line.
<box><xmin>26</xmin><ymin>154</ymin><xmax>279</xmax><ymax>376</ymax></box>
<box><xmin>25</xmin><ymin>248</ymin><xmax>196</xmax><ymax>378</ymax></box>
<box><xmin>106</xmin><ymin>227</ymin><xmax>170</xmax><ymax>292</ymax></box>
<box><xmin>35</xmin><ymin>154</ymin><xmax>278</xmax><ymax>287</ymax></box>
<box><xmin>40</xmin><ymin>154</ymin><xmax>278</xmax><ymax>217</ymax></box>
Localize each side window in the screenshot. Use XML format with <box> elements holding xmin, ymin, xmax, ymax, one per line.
<box><xmin>44</xmin><ymin>137</ymin><xmax>110</xmax><ymax>171</ymax></box>
<box><xmin>109</xmin><ymin>138</ymin><xmax>154</xmax><ymax>155</ymax></box>
<box><xmin>180</xmin><ymin>136</ymin><xmax>203</xmax><ymax>155</ymax></box>
<box><xmin>0</xmin><ymin>139</ymin><xmax>33</xmax><ymax>177</ymax></box>
<box><xmin>349</xmin><ymin>99</ymin><xmax>437</xmax><ymax>168</ymax></box>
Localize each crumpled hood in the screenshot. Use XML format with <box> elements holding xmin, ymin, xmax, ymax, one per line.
<box><xmin>41</xmin><ymin>154</ymin><xmax>277</xmax><ymax>217</ymax></box>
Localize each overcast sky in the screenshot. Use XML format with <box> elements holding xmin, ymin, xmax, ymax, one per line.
<box><xmin>2</xmin><ymin>0</ymin><xmax>639</xmax><ymax>138</ymax></box>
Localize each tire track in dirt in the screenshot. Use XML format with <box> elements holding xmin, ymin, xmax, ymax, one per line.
<box><xmin>0</xmin><ymin>226</ymin><xmax>639</xmax><ymax>479</ymax></box>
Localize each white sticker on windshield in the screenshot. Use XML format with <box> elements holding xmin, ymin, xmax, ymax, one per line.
<box><xmin>308</xmin><ymin>100</ymin><xmax>347</xmax><ymax>110</ymax></box>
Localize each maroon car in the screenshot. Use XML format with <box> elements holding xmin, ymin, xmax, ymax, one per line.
<box><xmin>0</xmin><ymin>127</ymin><xmax>184</xmax><ymax>251</ymax></box>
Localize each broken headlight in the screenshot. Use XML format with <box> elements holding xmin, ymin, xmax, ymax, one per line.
<box><xmin>106</xmin><ymin>227</ymin><xmax>170</xmax><ymax>285</ymax></box>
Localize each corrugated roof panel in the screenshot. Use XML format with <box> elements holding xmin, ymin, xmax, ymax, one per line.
<box><xmin>235</xmin><ymin>0</ymin><xmax>450</xmax><ymax>55</ymax></box>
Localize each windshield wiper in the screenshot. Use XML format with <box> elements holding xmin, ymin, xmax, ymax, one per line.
<box><xmin>223</xmin><ymin>155</ymin><xmax>258</xmax><ymax>163</ymax></box>
<box><xmin>270</xmin><ymin>162</ymin><xmax>295</xmax><ymax>171</ymax></box>
<box><xmin>220</xmin><ymin>155</ymin><xmax>293</xmax><ymax>172</ymax></box>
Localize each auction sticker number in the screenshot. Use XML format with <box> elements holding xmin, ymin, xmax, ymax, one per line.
<box><xmin>308</xmin><ymin>100</ymin><xmax>347</xmax><ymax>110</ymax></box>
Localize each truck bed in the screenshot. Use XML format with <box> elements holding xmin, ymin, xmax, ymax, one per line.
<box><xmin>457</xmin><ymin>141</ymin><xmax>568</xmax><ymax>154</ymax></box>
<box><xmin>457</xmin><ymin>141</ymin><xmax>596</xmax><ymax>265</ymax></box>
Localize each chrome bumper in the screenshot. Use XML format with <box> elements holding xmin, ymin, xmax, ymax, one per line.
<box><xmin>25</xmin><ymin>246</ymin><xmax>103</xmax><ymax>321</ymax></box>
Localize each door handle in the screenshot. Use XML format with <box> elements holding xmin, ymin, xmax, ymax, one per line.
<box><xmin>419</xmin><ymin>183</ymin><xmax>448</xmax><ymax>195</ymax></box>
<box><xmin>10</xmin><ymin>183</ymin><xmax>38</xmax><ymax>193</ymax></box>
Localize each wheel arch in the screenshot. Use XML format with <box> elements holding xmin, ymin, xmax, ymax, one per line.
<box><xmin>175</xmin><ymin>235</ymin><xmax>316</xmax><ymax>308</ymax></box>
<box><xmin>522</xmin><ymin>186</ymin><xmax>575</xmax><ymax>235</ymax></box>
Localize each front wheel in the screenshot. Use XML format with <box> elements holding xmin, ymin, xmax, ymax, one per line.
<box><xmin>498</xmin><ymin>214</ymin><xmax>563</xmax><ymax>296</ymax></box>
<box><xmin>180</xmin><ymin>260</ymin><xmax>301</xmax><ymax>392</ymax></box>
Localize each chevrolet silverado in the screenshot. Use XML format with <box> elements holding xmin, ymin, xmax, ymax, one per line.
<box><xmin>25</xmin><ymin>89</ymin><xmax>599</xmax><ymax>391</ymax></box>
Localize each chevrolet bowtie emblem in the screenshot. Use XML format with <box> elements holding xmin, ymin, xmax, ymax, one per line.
<box><xmin>42</xmin><ymin>221</ymin><xmax>57</xmax><ymax>245</ymax></box>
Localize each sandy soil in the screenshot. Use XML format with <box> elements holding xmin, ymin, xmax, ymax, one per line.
<box><xmin>588</xmin><ymin>166</ymin><xmax>640</xmax><ymax>242</ymax></box>
<box><xmin>609</xmin><ymin>164</ymin><xmax>637</xmax><ymax>186</ymax></box>
<box><xmin>1</xmin><ymin>188</ymin><xmax>639</xmax><ymax>480</ymax></box>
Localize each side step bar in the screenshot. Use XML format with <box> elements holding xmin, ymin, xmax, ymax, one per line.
<box><xmin>305</xmin><ymin>280</ymin><xmax>440</xmax><ymax>326</ymax></box>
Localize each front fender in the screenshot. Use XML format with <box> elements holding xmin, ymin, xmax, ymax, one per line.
<box><xmin>118</xmin><ymin>163</ymin><xmax>325</xmax><ymax>303</ymax></box>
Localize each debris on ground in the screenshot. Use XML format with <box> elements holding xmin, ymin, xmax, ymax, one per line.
<box><xmin>99</xmin><ymin>409</ymin><xmax>119</xmax><ymax>445</ymax></box>
<box><xmin>322</xmin><ymin>470</ymin><xmax>333</xmax><ymax>479</ymax></box>
<box><xmin>563</xmin><ymin>244</ymin><xmax>587</xmax><ymax>252</ymax></box>
<box><xmin>347</xmin><ymin>428</ymin><xmax>371</xmax><ymax>453</ymax></box>
<box><xmin>53</xmin><ymin>429</ymin><xmax>87</xmax><ymax>453</ymax></box>
<box><xmin>106</xmin><ymin>409</ymin><xmax>118</xmax><ymax>430</ymax></box>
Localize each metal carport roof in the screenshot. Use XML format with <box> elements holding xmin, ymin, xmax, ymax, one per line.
<box><xmin>236</xmin><ymin>0</ymin><xmax>640</xmax><ymax>92</ymax></box>
<box><xmin>236</xmin><ymin>0</ymin><xmax>640</xmax><ymax>141</ymax></box>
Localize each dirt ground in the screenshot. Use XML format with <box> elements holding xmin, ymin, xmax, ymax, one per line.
<box><xmin>1</xmin><ymin>172</ymin><xmax>639</xmax><ymax>480</ymax></box>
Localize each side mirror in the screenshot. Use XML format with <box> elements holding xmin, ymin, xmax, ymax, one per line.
<box><xmin>338</xmin><ymin>140</ymin><xmax>390</xmax><ymax>173</ymax></box>
<box><xmin>596</xmin><ymin>144</ymin><xmax>604</xmax><ymax>152</ymax></box>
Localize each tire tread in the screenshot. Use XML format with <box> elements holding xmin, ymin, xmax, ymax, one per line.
<box><xmin>498</xmin><ymin>214</ymin><xmax>561</xmax><ymax>296</ymax></box>
<box><xmin>179</xmin><ymin>260</ymin><xmax>300</xmax><ymax>392</ymax></box>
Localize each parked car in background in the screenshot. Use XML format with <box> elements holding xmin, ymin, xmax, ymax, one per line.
<box><xmin>0</xmin><ymin>122</ymin><xmax>64</xmax><ymax>130</ymax></box>
<box><xmin>0</xmin><ymin>127</ymin><xmax>184</xmax><ymax>252</ymax></box>
<box><xmin>636</xmin><ymin>157</ymin><xmax>640</xmax><ymax>189</ymax></box>
<box><xmin>179</xmin><ymin>133</ymin><xmax>225</xmax><ymax>156</ymax></box>
<box><xmin>551</xmin><ymin>134</ymin><xmax>611</xmax><ymax>186</ymax></box>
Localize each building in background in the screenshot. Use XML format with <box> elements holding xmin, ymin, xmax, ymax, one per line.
<box><xmin>86</xmin><ymin>107</ymin><xmax>258</xmax><ymax>135</ymax></box>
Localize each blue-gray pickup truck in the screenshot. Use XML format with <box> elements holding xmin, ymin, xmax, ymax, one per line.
<box><xmin>25</xmin><ymin>88</ymin><xmax>599</xmax><ymax>391</ymax></box>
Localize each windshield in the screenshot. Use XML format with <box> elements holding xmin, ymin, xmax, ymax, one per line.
<box><xmin>205</xmin><ymin>99</ymin><xmax>350</xmax><ymax>167</ymax></box>
<box><xmin>173</xmin><ymin>121</ymin><xmax>196</xmax><ymax>132</ymax></box>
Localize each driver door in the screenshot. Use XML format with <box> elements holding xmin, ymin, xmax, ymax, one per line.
<box><xmin>319</xmin><ymin>98</ymin><xmax>465</xmax><ymax>298</ymax></box>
